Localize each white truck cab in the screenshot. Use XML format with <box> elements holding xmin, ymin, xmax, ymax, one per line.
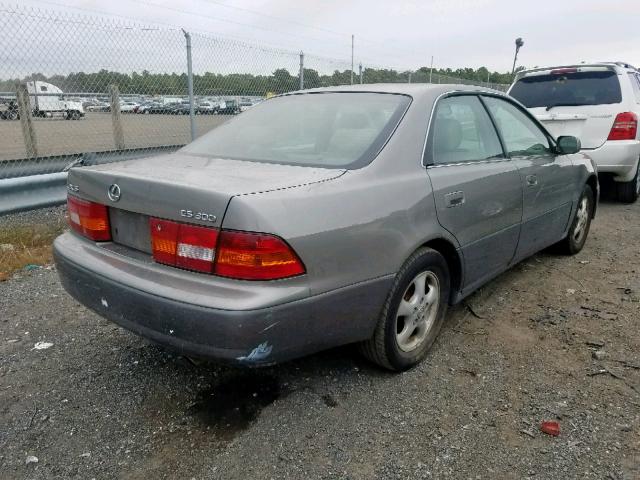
<box><xmin>26</xmin><ymin>81</ymin><xmax>85</xmax><ymax>120</ymax></box>
<box><xmin>509</xmin><ymin>62</ymin><xmax>640</xmax><ymax>202</ymax></box>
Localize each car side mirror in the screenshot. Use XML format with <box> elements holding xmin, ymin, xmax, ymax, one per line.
<box><xmin>556</xmin><ymin>136</ymin><xmax>581</xmax><ymax>155</ymax></box>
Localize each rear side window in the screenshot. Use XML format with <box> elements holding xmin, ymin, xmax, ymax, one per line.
<box><xmin>628</xmin><ymin>73</ymin><xmax>640</xmax><ymax>103</ymax></box>
<box><xmin>429</xmin><ymin>95</ymin><xmax>503</xmax><ymax>165</ymax></box>
<box><xmin>510</xmin><ymin>70</ymin><xmax>622</xmax><ymax>108</ymax></box>
<box><xmin>483</xmin><ymin>96</ymin><xmax>551</xmax><ymax>157</ymax></box>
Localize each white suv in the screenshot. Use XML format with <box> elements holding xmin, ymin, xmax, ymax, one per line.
<box><xmin>509</xmin><ymin>62</ymin><xmax>640</xmax><ymax>202</ymax></box>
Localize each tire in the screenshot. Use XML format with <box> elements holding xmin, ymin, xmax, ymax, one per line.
<box><xmin>359</xmin><ymin>248</ymin><xmax>450</xmax><ymax>371</ymax></box>
<box><xmin>616</xmin><ymin>161</ymin><xmax>640</xmax><ymax>203</ymax></box>
<box><xmin>7</xmin><ymin>110</ymin><xmax>18</xmax><ymax>121</ymax></box>
<box><xmin>554</xmin><ymin>185</ymin><xmax>594</xmax><ymax>255</ymax></box>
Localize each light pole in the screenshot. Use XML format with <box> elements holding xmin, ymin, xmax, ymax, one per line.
<box><xmin>511</xmin><ymin>37</ymin><xmax>524</xmax><ymax>75</ymax></box>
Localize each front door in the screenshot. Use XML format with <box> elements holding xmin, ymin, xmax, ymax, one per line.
<box><xmin>482</xmin><ymin>95</ymin><xmax>575</xmax><ymax>259</ymax></box>
<box><xmin>425</xmin><ymin>94</ymin><xmax>523</xmax><ymax>292</ymax></box>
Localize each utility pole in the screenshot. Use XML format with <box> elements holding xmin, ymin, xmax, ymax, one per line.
<box><xmin>351</xmin><ymin>34</ymin><xmax>354</xmax><ymax>85</ymax></box>
<box><xmin>299</xmin><ymin>51</ymin><xmax>304</xmax><ymax>90</ymax></box>
<box><xmin>182</xmin><ymin>29</ymin><xmax>195</xmax><ymax>142</ymax></box>
<box><xmin>408</xmin><ymin>71</ymin><xmax>412</xmax><ymax>83</ymax></box>
<box><xmin>429</xmin><ymin>56</ymin><xmax>434</xmax><ymax>83</ymax></box>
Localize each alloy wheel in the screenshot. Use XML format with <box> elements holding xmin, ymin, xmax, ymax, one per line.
<box><xmin>395</xmin><ymin>271</ymin><xmax>440</xmax><ymax>352</ymax></box>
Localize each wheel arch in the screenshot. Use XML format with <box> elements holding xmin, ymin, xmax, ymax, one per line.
<box><xmin>586</xmin><ymin>174</ymin><xmax>598</xmax><ymax>217</ymax></box>
<box><xmin>418</xmin><ymin>237</ymin><xmax>463</xmax><ymax>305</ymax></box>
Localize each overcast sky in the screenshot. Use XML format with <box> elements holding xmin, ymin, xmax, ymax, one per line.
<box><xmin>17</xmin><ymin>0</ymin><xmax>640</xmax><ymax>73</ymax></box>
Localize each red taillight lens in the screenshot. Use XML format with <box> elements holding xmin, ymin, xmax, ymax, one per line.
<box><xmin>214</xmin><ymin>230</ymin><xmax>305</xmax><ymax>280</ymax></box>
<box><xmin>150</xmin><ymin>218</ymin><xmax>218</xmax><ymax>273</ymax></box>
<box><xmin>149</xmin><ymin>218</ymin><xmax>304</xmax><ymax>280</ymax></box>
<box><xmin>608</xmin><ymin>112</ymin><xmax>638</xmax><ymax>141</ymax></box>
<box><xmin>67</xmin><ymin>195</ymin><xmax>111</xmax><ymax>241</ymax></box>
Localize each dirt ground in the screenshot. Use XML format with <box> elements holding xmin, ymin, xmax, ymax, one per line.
<box><xmin>0</xmin><ymin>194</ymin><xmax>639</xmax><ymax>479</ymax></box>
<box><xmin>0</xmin><ymin>113</ymin><xmax>229</xmax><ymax>161</ymax></box>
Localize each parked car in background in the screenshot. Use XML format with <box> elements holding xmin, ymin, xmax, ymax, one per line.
<box><xmin>145</xmin><ymin>103</ymin><xmax>174</xmax><ymax>114</ymax></box>
<box><xmin>215</xmin><ymin>99</ymin><xmax>240</xmax><ymax>115</ymax></box>
<box><xmin>119</xmin><ymin>101</ymin><xmax>139</xmax><ymax>113</ymax></box>
<box><xmin>168</xmin><ymin>102</ymin><xmax>192</xmax><ymax>115</ymax></box>
<box><xmin>55</xmin><ymin>84</ymin><xmax>597</xmax><ymax>371</ymax></box>
<box><xmin>135</xmin><ymin>102</ymin><xmax>161</xmax><ymax>114</ymax></box>
<box><xmin>239</xmin><ymin>99</ymin><xmax>254</xmax><ymax>112</ymax></box>
<box><xmin>196</xmin><ymin>101</ymin><xmax>217</xmax><ymax>114</ymax></box>
<box><xmin>509</xmin><ymin>62</ymin><xmax>640</xmax><ymax>202</ymax></box>
<box><xmin>0</xmin><ymin>99</ymin><xmax>19</xmax><ymax>120</ymax></box>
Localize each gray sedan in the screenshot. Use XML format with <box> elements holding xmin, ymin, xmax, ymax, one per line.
<box><xmin>54</xmin><ymin>84</ymin><xmax>598</xmax><ymax>371</ymax></box>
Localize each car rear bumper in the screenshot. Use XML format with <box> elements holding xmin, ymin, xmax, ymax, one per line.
<box><xmin>53</xmin><ymin>232</ymin><xmax>392</xmax><ymax>365</ymax></box>
<box><xmin>584</xmin><ymin>140</ymin><xmax>640</xmax><ymax>181</ymax></box>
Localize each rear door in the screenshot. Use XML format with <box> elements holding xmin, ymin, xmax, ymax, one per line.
<box><xmin>509</xmin><ymin>67</ymin><xmax>623</xmax><ymax>149</ymax></box>
<box><xmin>425</xmin><ymin>94</ymin><xmax>523</xmax><ymax>292</ymax></box>
<box><xmin>482</xmin><ymin>95</ymin><xmax>576</xmax><ymax>258</ymax></box>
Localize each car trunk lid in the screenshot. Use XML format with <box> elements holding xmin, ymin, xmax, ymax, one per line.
<box><xmin>68</xmin><ymin>152</ymin><xmax>345</xmax><ymax>253</ymax></box>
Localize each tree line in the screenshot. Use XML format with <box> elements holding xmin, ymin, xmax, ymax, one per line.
<box><xmin>0</xmin><ymin>66</ymin><xmax>520</xmax><ymax>97</ymax></box>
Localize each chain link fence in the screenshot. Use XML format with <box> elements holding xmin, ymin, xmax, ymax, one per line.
<box><xmin>0</xmin><ymin>3</ymin><xmax>509</xmax><ymax>180</ymax></box>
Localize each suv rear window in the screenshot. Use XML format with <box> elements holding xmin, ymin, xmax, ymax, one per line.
<box><xmin>510</xmin><ymin>70</ymin><xmax>622</xmax><ymax>108</ymax></box>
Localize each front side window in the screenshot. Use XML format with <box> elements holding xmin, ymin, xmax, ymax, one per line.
<box><xmin>182</xmin><ymin>92</ymin><xmax>411</xmax><ymax>169</ymax></box>
<box><xmin>429</xmin><ymin>95</ymin><xmax>503</xmax><ymax>165</ymax></box>
<box><xmin>483</xmin><ymin>96</ymin><xmax>551</xmax><ymax>157</ymax></box>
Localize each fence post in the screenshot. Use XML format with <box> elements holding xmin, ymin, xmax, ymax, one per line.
<box><xmin>299</xmin><ymin>51</ymin><xmax>304</xmax><ymax>90</ymax></box>
<box><xmin>15</xmin><ymin>82</ymin><xmax>38</xmax><ymax>158</ymax></box>
<box><xmin>109</xmin><ymin>84</ymin><xmax>125</xmax><ymax>150</ymax></box>
<box><xmin>183</xmin><ymin>29</ymin><xmax>196</xmax><ymax>142</ymax></box>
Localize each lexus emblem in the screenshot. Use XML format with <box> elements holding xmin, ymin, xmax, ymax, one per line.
<box><xmin>107</xmin><ymin>183</ymin><xmax>121</xmax><ymax>202</ymax></box>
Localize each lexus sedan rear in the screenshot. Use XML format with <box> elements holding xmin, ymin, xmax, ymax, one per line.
<box><xmin>55</xmin><ymin>84</ymin><xmax>598</xmax><ymax>371</ymax></box>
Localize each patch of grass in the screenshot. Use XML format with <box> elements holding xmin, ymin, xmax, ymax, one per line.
<box><xmin>0</xmin><ymin>221</ymin><xmax>67</xmax><ymax>279</ymax></box>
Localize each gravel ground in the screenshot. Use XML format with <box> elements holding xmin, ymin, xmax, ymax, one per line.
<box><xmin>0</xmin><ymin>205</ymin><xmax>67</xmax><ymax>230</ymax></box>
<box><xmin>0</xmin><ymin>199</ymin><xmax>639</xmax><ymax>479</ymax></box>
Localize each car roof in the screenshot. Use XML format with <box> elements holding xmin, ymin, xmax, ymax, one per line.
<box><xmin>279</xmin><ymin>83</ymin><xmax>507</xmax><ymax>100</ymax></box>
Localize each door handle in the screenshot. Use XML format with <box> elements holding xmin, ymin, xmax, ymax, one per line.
<box><xmin>526</xmin><ymin>174</ymin><xmax>538</xmax><ymax>187</ymax></box>
<box><xmin>444</xmin><ymin>191</ymin><xmax>465</xmax><ymax>208</ymax></box>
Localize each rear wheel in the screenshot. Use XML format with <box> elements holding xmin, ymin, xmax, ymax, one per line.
<box><xmin>554</xmin><ymin>185</ymin><xmax>594</xmax><ymax>255</ymax></box>
<box><xmin>616</xmin><ymin>161</ymin><xmax>640</xmax><ymax>203</ymax></box>
<box><xmin>359</xmin><ymin>248</ymin><xmax>450</xmax><ymax>371</ymax></box>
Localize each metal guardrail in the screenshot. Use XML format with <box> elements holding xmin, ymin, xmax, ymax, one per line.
<box><xmin>0</xmin><ymin>145</ymin><xmax>183</xmax><ymax>215</ymax></box>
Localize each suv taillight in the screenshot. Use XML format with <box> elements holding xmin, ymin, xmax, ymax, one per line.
<box><xmin>67</xmin><ymin>195</ymin><xmax>111</xmax><ymax>241</ymax></box>
<box><xmin>149</xmin><ymin>218</ymin><xmax>305</xmax><ymax>280</ymax></box>
<box><xmin>608</xmin><ymin>112</ymin><xmax>638</xmax><ymax>141</ymax></box>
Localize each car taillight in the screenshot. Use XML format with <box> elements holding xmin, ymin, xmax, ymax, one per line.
<box><xmin>608</xmin><ymin>112</ymin><xmax>638</xmax><ymax>141</ymax></box>
<box><xmin>67</xmin><ymin>195</ymin><xmax>111</xmax><ymax>241</ymax></box>
<box><xmin>215</xmin><ymin>230</ymin><xmax>305</xmax><ymax>280</ymax></box>
<box><xmin>149</xmin><ymin>218</ymin><xmax>305</xmax><ymax>280</ymax></box>
<box><xmin>550</xmin><ymin>68</ymin><xmax>578</xmax><ymax>75</ymax></box>
<box><xmin>150</xmin><ymin>218</ymin><xmax>218</xmax><ymax>273</ymax></box>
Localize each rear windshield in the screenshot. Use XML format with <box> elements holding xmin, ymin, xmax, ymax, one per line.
<box><xmin>182</xmin><ymin>92</ymin><xmax>411</xmax><ymax>169</ymax></box>
<box><xmin>510</xmin><ymin>70</ymin><xmax>622</xmax><ymax>108</ymax></box>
